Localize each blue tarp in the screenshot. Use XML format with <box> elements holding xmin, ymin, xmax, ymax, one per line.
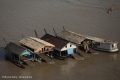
<box><xmin>21</xmin><ymin>50</ymin><xmax>31</xmax><ymax>56</ymax></box>
<box><xmin>21</xmin><ymin>50</ymin><xmax>33</xmax><ymax>59</ymax></box>
<box><xmin>67</xmin><ymin>48</ymin><xmax>74</xmax><ymax>55</ymax></box>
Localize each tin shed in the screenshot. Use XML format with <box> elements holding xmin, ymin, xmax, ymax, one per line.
<box><xmin>5</xmin><ymin>42</ymin><xmax>33</xmax><ymax>66</ymax></box>
<box><xmin>41</xmin><ymin>34</ymin><xmax>77</xmax><ymax>57</ymax></box>
<box><xmin>19</xmin><ymin>37</ymin><xmax>55</xmax><ymax>62</ymax></box>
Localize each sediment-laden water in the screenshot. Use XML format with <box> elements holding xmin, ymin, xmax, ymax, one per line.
<box><xmin>0</xmin><ymin>0</ymin><xmax>120</xmax><ymax>80</ymax></box>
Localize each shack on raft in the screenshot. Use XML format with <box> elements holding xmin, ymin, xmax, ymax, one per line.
<box><xmin>57</xmin><ymin>29</ymin><xmax>91</xmax><ymax>53</ymax></box>
<box><xmin>41</xmin><ymin>34</ymin><xmax>79</xmax><ymax>59</ymax></box>
<box><xmin>5</xmin><ymin>42</ymin><xmax>33</xmax><ymax>68</ymax></box>
<box><xmin>19</xmin><ymin>37</ymin><xmax>55</xmax><ymax>62</ymax></box>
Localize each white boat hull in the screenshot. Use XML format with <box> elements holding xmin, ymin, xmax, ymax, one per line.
<box><xmin>92</xmin><ymin>47</ymin><xmax>119</xmax><ymax>52</ymax></box>
<box><xmin>92</xmin><ymin>41</ymin><xmax>119</xmax><ymax>53</ymax></box>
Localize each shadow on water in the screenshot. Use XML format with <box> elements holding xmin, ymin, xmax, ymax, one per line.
<box><xmin>61</xmin><ymin>59</ymin><xmax>77</xmax><ymax>75</ymax></box>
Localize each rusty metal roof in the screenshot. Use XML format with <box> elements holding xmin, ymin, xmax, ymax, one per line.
<box><xmin>41</xmin><ymin>34</ymin><xmax>69</xmax><ymax>50</ymax></box>
<box><xmin>5</xmin><ymin>42</ymin><xmax>26</xmax><ymax>56</ymax></box>
<box><xmin>57</xmin><ymin>30</ymin><xmax>86</xmax><ymax>44</ymax></box>
<box><xmin>58</xmin><ymin>30</ymin><xmax>117</xmax><ymax>44</ymax></box>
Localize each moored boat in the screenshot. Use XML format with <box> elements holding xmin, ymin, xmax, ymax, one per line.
<box><xmin>86</xmin><ymin>36</ymin><xmax>119</xmax><ymax>52</ymax></box>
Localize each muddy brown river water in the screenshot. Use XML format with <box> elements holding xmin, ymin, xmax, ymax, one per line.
<box><xmin>0</xmin><ymin>0</ymin><xmax>120</xmax><ymax>80</ymax></box>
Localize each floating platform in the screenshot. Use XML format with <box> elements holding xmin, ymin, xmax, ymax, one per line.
<box><xmin>39</xmin><ymin>53</ymin><xmax>53</xmax><ymax>63</ymax></box>
<box><xmin>70</xmin><ymin>53</ymin><xmax>84</xmax><ymax>60</ymax></box>
<box><xmin>57</xmin><ymin>29</ymin><xmax>119</xmax><ymax>52</ymax></box>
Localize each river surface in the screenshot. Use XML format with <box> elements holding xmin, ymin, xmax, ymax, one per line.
<box><xmin>0</xmin><ymin>0</ymin><xmax>120</xmax><ymax>80</ymax></box>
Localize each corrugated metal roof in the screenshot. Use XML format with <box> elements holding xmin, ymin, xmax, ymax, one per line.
<box><xmin>19</xmin><ymin>37</ymin><xmax>44</xmax><ymax>51</ymax></box>
<box><xmin>58</xmin><ymin>30</ymin><xmax>117</xmax><ymax>44</ymax></box>
<box><xmin>41</xmin><ymin>34</ymin><xmax>69</xmax><ymax>50</ymax></box>
<box><xmin>19</xmin><ymin>37</ymin><xmax>55</xmax><ymax>53</ymax></box>
<box><xmin>86</xmin><ymin>36</ymin><xmax>117</xmax><ymax>43</ymax></box>
<box><xmin>30</xmin><ymin>37</ymin><xmax>55</xmax><ymax>47</ymax></box>
<box><xmin>5</xmin><ymin>42</ymin><xmax>26</xmax><ymax>55</ymax></box>
<box><xmin>58</xmin><ymin>30</ymin><xmax>86</xmax><ymax>44</ymax></box>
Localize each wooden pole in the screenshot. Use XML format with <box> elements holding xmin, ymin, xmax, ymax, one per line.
<box><xmin>21</xmin><ymin>33</ymin><xmax>24</xmax><ymax>39</ymax></box>
<box><xmin>44</xmin><ymin>28</ymin><xmax>47</xmax><ymax>34</ymax></box>
<box><xmin>19</xmin><ymin>56</ymin><xmax>21</xmax><ymax>64</ymax></box>
<box><xmin>53</xmin><ymin>28</ymin><xmax>57</xmax><ymax>36</ymax></box>
<box><xmin>63</xmin><ymin>26</ymin><xmax>66</xmax><ymax>31</ymax></box>
<box><xmin>60</xmin><ymin>51</ymin><xmax>61</xmax><ymax>57</ymax></box>
<box><xmin>34</xmin><ymin>29</ymin><xmax>39</xmax><ymax>38</ymax></box>
<box><xmin>33</xmin><ymin>53</ymin><xmax>34</xmax><ymax>61</ymax></box>
<box><xmin>2</xmin><ymin>37</ymin><xmax>7</xmax><ymax>46</ymax></box>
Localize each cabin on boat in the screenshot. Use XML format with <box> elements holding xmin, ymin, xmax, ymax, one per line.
<box><xmin>86</xmin><ymin>36</ymin><xmax>119</xmax><ymax>52</ymax></box>
<box><xmin>19</xmin><ymin>37</ymin><xmax>55</xmax><ymax>62</ymax></box>
<box><xmin>5</xmin><ymin>42</ymin><xmax>33</xmax><ymax>63</ymax></box>
<box><xmin>57</xmin><ymin>29</ymin><xmax>92</xmax><ymax>53</ymax></box>
<box><xmin>41</xmin><ymin>34</ymin><xmax>77</xmax><ymax>58</ymax></box>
